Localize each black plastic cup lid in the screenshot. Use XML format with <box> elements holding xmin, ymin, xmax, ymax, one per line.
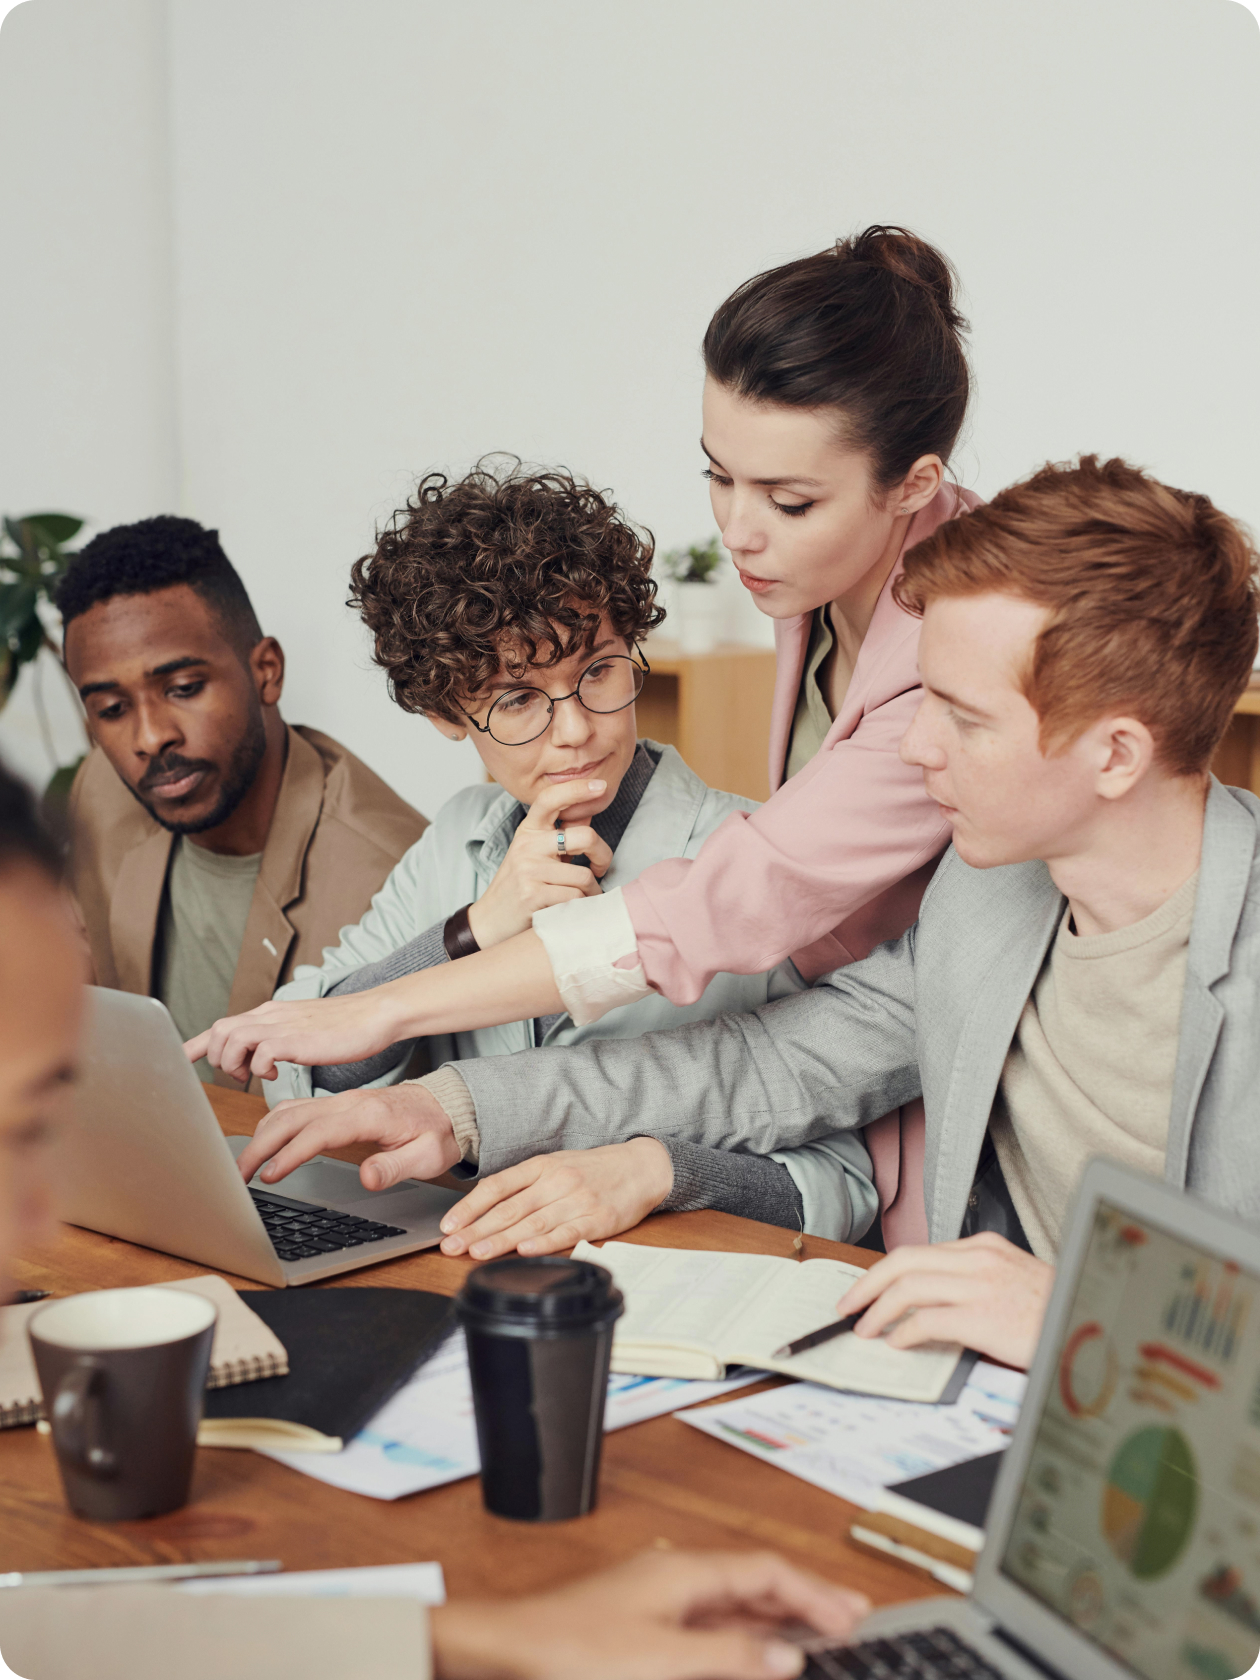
<box><xmin>456</xmin><ymin>1257</ymin><xmax>623</xmax><ymax>1327</ymax></box>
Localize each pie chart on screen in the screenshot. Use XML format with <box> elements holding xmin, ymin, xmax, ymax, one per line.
<box><xmin>1102</xmin><ymin>1426</ymin><xmax>1198</xmax><ymax>1580</ymax></box>
<box><xmin>1059</xmin><ymin>1321</ymin><xmax>1118</xmax><ymax>1418</ymax></box>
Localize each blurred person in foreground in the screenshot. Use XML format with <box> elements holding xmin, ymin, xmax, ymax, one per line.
<box><xmin>207</xmin><ymin>458</ymin><xmax>1260</xmax><ymax>1371</ymax></box>
<box><xmin>0</xmin><ymin>762</ymin><xmax>867</xmax><ymax>1680</ymax></box>
<box><xmin>58</xmin><ymin>515</ymin><xmax>426</xmax><ymax>1087</ymax></box>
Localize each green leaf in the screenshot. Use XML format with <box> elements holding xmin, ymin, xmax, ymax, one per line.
<box><xmin>0</xmin><ymin>580</ymin><xmax>37</xmax><ymax>641</ymax></box>
<box><xmin>14</xmin><ymin>613</ymin><xmax>44</xmax><ymax>666</ymax></box>
<box><xmin>2</xmin><ymin>517</ymin><xmax>26</xmax><ymax>550</ymax></box>
<box><xmin>23</xmin><ymin>513</ymin><xmax>82</xmax><ymax>544</ymax></box>
<box><xmin>43</xmin><ymin>753</ymin><xmax>86</xmax><ymax>813</ymax></box>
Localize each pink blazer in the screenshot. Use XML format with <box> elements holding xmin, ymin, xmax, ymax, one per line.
<box><xmin>622</xmin><ymin>481</ymin><xmax>981</xmax><ymax>1246</ymax></box>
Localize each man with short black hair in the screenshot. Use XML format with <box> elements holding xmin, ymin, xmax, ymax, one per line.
<box><xmin>60</xmin><ymin>515</ymin><xmax>427</xmax><ymax>1085</ymax></box>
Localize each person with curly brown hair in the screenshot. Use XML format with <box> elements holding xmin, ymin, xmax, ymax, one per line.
<box><xmin>249</xmin><ymin>460</ymin><xmax>878</xmax><ymax>1245</ymax></box>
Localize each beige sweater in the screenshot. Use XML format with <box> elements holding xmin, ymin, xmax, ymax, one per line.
<box><xmin>991</xmin><ymin>870</ymin><xmax>1199</xmax><ymax>1260</ymax></box>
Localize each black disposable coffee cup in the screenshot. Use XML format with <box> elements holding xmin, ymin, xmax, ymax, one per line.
<box><xmin>456</xmin><ymin>1256</ymin><xmax>623</xmax><ymax>1522</ymax></box>
<box><xmin>29</xmin><ymin>1286</ymin><xmax>216</xmax><ymax>1521</ymax></box>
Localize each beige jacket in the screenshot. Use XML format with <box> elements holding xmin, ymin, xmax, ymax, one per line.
<box><xmin>68</xmin><ymin>724</ymin><xmax>427</xmax><ymax>1086</ymax></box>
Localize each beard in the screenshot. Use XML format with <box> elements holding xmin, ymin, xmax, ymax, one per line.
<box><xmin>130</xmin><ymin>708</ymin><xmax>269</xmax><ymax>836</ymax></box>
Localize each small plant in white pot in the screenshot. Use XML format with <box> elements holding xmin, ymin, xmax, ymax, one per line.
<box><xmin>663</xmin><ymin>536</ymin><xmax>725</xmax><ymax>654</ymax></box>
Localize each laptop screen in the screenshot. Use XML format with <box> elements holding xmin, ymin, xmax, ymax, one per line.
<box><xmin>1000</xmin><ymin>1197</ymin><xmax>1260</xmax><ymax>1680</ymax></box>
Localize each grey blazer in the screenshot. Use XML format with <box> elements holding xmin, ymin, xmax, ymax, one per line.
<box><xmin>456</xmin><ymin>780</ymin><xmax>1260</xmax><ymax>1242</ymax></box>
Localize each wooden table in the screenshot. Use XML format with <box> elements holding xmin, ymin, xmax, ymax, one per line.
<box><xmin>2</xmin><ymin>1088</ymin><xmax>941</xmax><ymax>1611</ymax></box>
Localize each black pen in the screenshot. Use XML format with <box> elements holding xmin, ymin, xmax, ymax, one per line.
<box><xmin>774</xmin><ymin>1308</ymin><xmax>866</xmax><ymax>1360</ymax></box>
<box><xmin>7</xmin><ymin>1290</ymin><xmax>49</xmax><ymax>1306</ymax></box>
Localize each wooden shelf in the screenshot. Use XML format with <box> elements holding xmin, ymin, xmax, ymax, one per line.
<box><xmin>638</xmin><ymin>637</ymin><xmax>778</xmax><ymax>802</ymax></box>
<box><xmin>1212</xmin><ymin>677</ymin><xmax>1260</xmax><ymax>795</ymax></box>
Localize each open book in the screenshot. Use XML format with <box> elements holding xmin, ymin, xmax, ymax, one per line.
<box><xmin>571</xmin><ymin>1241</ymin><xmax>967</xmax><ymax>1404</ymax></box>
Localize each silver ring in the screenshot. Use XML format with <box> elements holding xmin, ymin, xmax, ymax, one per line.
<box><xmin>555</xmin><ymin>829</ymin><xmax>568</xmax><ymax>857</ymax></box>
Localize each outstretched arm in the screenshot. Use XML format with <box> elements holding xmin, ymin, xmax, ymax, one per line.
<box><xmin>186</xmin><ymin>929</ymin><xmax>562</xmax><ymax>1085</ymax></box>
<box><xmin>234</xmin><ymin>927</ymin><xmax>920</xmax><ymax>1202</ymax></box>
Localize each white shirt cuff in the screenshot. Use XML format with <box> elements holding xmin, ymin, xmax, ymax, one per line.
<box><xmin>532</xmin><ymin>886</ymin><xmax>651</xmax><ymax>1027</ymax></box>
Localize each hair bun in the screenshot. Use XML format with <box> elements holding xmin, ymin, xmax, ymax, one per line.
<box><xmin>839</xmin><ymin>225</ymin><xmax>968</xmax><ymax>333</ymax></box>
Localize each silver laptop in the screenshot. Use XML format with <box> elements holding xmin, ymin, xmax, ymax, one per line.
<box><xmin>57</xmin><ymin>987</ymin><xmax>464</xmax><ymax>1287</ymax></box>
<box><xmin>809</xmin><ymin>1156</ymin><xmax>1260</xmax><ymax>1680</ymax></box>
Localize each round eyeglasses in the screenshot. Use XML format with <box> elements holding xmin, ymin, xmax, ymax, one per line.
<box><xmin>463</xmin><ymin>652</ymin><xmax>649</xmax><ymax>747</ymax></box>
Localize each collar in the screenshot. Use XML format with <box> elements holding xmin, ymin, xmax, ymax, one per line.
<box><xmin>1187</xmin><ymin>777</ymin><xmax>1258</xmax><ymax>986</ymax></box>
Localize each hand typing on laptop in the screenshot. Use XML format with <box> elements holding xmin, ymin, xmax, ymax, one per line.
<box><xmin>833</xmin><ymin>1233</ymin><xmax>1054</xmax><ymax>1370</ymax></box>
<box><xmin>235</xmin><ymin>1084</ymin><xmax>463</xmax><ymax>1191</ymax></box>
<box><xmin>236</xmin><ymin>1086</ymin><xmax>677</xmax><ymax>1254</ymax></box>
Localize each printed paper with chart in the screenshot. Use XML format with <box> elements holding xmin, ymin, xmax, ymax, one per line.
<box><xmin>677</xmin><ymin>1361</ymin><xmax>1025</xmax><ymax>1509</ymax></box>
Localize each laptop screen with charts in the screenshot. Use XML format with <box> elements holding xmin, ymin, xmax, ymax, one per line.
<box><xmin>816</xmin><ymin>1160</ymin><xmax>1260</xmax><ymax>1680</ymax></box>
<box><xmin>990</xmin><ymin>1174</ymin><xmax>1260</xmax><ymax>1680</ymax></box>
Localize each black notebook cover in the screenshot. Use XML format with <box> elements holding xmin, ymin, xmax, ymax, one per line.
<box><xmin>886</xmin><ymin>1448</ymin><xmax>1006</xmax><ymax>1532</ymax></box>
<box><xmin>202</xmin><ymin>1287</ymin><xmax>456</xmax><ymax>1442</ymax></box>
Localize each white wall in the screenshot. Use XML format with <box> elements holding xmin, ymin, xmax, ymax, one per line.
<box><xmin>2</xmin><ymin>0</ymin><xmax>1258</xmax><ymax>814</ymax></box>
<box><xmin>0</xmin><ymin>0</ymin><xmax>178</xmax><ymax>788</ymax></box>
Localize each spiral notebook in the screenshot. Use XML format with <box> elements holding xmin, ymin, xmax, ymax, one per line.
<box><xmin>0</xmin><ymin>1275</ymin><xmax>288</xmax><ymax>1427</ymax></box>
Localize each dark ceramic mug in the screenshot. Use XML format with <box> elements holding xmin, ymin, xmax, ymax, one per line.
<box><xmin>29</xmin><ymin>1286</ymin><xmax>217</xmax><ymax>1521</ymax></box>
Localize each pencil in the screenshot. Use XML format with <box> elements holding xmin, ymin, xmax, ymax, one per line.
<box><xmin>773</xmin><ymin>1309</ymin><xmax>866</xmax><ymax>1360</ymax></box>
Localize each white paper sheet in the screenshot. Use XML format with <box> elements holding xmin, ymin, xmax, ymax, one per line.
<box><xmin>261</xmin><ymin>1330</ymin><xmax>764</xmax><ymax>1501</ymax></box>
<box><xmin>676</xmin><ymin>1360</ymin><xmax>1026</xmax><ymax>1510</ymax></box>
<box><xmin>178</xmin><ymin>1563</ymin><xmax>446</xmax><ymax>1603</ymax></box>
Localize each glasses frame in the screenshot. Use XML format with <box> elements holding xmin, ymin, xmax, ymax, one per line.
<box><xmin>461</xmin><ymin>648</ymin><xmax>651</xmax><ymax>748</ymax></box>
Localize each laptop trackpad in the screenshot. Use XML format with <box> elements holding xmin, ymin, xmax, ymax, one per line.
<box><xmin>227</xmin><ymin>1137</ymin><xmax>460</xmax><ymax>1228</ymax></box>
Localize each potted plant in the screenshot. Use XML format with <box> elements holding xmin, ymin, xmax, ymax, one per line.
<box><xmin>662</xmin><ymin>535</ymin><xmax>725</xmax><ymax>654</ymax></box>
<box><xmin>0</xmin><ymin>513</ymin><xmax>90</xmax><ymax>811</ymax></box>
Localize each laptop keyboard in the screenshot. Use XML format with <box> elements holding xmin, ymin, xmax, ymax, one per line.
<box><xmin>804</xmin><ymin>1626</ymin><xmax>1008</xmax><ymax>1679</ymax></box>
<box><xmin>249</xmin><ymin>1188</ymin><xmax>407</xmax><ymax>1262</ymax></box>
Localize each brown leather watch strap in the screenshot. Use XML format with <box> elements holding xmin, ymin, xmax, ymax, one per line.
<box><xmin>443</xmin><ymin>903</ymin><xmax>482</xmax><ymax>961</ymax></box>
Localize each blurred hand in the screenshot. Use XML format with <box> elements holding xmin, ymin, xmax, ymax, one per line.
<box><xmin>236</xmin><ymin>1084</ymin><xmax>461</xmax><ymax>1191</ymax></box>
<box><xmin>468</xmin><ymin>777</ymin><xmax>611</xmax><ymax>950</ymax></box>
<box><xmin>430</xmin><ymin>1548</ymin><xmax>871</xmax><ymax>1680</ymax></box>
<box><xmin>184</xmin><ymin>989</ymin><xmax>407</xmax><ymax>1085</ymax></box>
<box><xmin>438</xmin><ymin>1139</ymin><xmax>674</xmax><ymax>1259</ymax></box>
<box><xmin>837</xmin><ymin>1232</ymin><xmax>1054</xmax><ymax>1370</ymax></box>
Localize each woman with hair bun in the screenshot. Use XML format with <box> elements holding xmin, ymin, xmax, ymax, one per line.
<box><xmin>191</xmin><ymin>227</ymin><xmax>978</xmax><ymax>1252</ymax></box>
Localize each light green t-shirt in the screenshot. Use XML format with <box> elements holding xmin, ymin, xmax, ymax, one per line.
<box><xmin>156</xmin><ymin>838</ymin><xmax>263</xmax><ymax>1083</ymax></box>
<box><xmin>783</xmin><ymin>606</ymin><xmax>836</xmax><ymax>782</ymax></box>
<box><xmin>990</xmin><ymin>869</ymin><xmax>1199</xmax><ymax>1259</ymax></box>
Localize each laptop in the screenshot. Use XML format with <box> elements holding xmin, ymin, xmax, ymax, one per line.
<box><xmin>806</xmin><ymin>1156</ymin><xmax>1260</xmax><ymax>1680</ymax></box>
<box><xmin>56</xmin><ymin>987</ymin><xmax>464</xmax><ymax>1287</ymax></box>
